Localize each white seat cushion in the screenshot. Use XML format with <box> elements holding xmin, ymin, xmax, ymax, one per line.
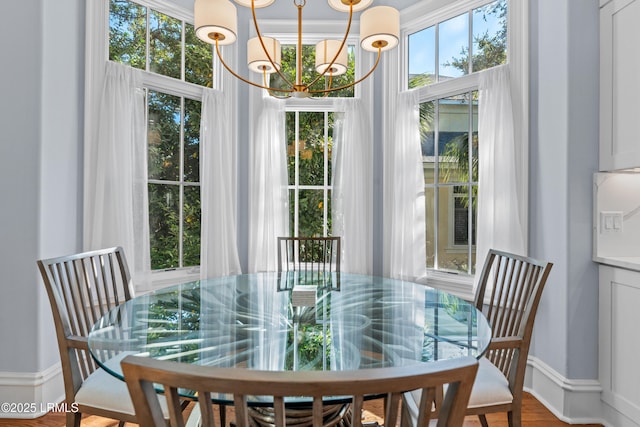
<box><xmin>402</xmin><ymin>357</ymin><xmax>514</xmax><ymax>422</ymax></box>
<box><xmin>75</xmin><ymin>365</ymin><xmax>137</xmax><ymax>415</ymax></box>
<box><xmin>75</xmin><ymin>353</ymin><xmax>168</xmax><ymax>417</ymax></box>
<box><xmin>467</xmin><ymin>357</ymin><xmax>513</xmax><ymax>409</ymax></box>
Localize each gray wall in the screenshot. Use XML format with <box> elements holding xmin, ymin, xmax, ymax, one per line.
<box><xmin>529</xmin><ymin>0</ymin><xmax>599</xmax><ymax>379</ymax></box>
<box><xmin>0</xmin><ymin>0</ymin><xmax>84</xmax><ymax>374</ymax></box>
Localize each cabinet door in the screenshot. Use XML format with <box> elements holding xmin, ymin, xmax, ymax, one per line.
<box><xmin>600</xmin><ymin>0</ymin><xmax>640</xmax><ymax>171</ymax></box>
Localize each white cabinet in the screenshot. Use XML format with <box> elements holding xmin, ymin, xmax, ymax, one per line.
<box><xmin>599</xmin><ymin>265</ymin><xmax>640</xmax><ymax>426</ymax></box>
<box><xmin>600</xmin><ymin>0</ymin><xmax>640</xmax><ymax>171</ymax></box>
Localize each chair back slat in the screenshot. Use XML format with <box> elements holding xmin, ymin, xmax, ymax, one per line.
<box><xmin>122</xmin><ymin>355</ymin><xmax>479</xmax><ymax>427</ymax></box>
<box><xmin>37</xmin><ymin>247</ymin><xmax>134</xmax><ymax>403</ymax></box>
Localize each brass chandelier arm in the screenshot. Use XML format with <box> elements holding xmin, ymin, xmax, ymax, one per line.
<box><xmin>308</xmin><ymin>46</ymin><xmax>381</xmax><ymax>95</ymax></box>
<box><xmin>250</xmin><ymin>0</ymin><xmax>294</xmax><ymax>88</ymax></box>
<box><xmin>215</xmin><ymin>40</ymin><xmax>294</xmax><ymax>93</ymax></box>
<box><xmin>305</xmin><ymin>3</ymin><xmax>354</xmax><ymax>90</ymax></box>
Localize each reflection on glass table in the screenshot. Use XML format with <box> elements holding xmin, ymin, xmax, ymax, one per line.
<box><xmin>89</xmin><ymin>272</ymin><xmax>490</xmax><ymax>406</ymax></box>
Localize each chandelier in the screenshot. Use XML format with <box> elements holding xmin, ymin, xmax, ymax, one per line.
<box><xmin>194</xmin><ymin>0</ymin><xmax>400</xmax><ymax>98</ymax></box>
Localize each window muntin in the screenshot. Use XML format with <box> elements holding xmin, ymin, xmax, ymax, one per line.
<box><xmin>408</xmin><ymin>0</ymin><xmax>507</xmax><ymax>89</ymax></box>
<box><xmin>287</xmin><ymin>111</ymin><xmax>334</xmax><ymax>237</ymax></box>
<box><xmin>422</xmin><ymin>92</ymin><xmax>478</xmax><ymax>275</ymax></box>
<box><xmin>109</xmin><ymin>0</ymin><xmax>212</xmax><ymax>271</ymax></box>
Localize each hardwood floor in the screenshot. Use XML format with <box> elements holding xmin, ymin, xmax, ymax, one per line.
<box><xmin>0</xmin><ymin>393</ymin><xmax>602</xmax><ymax>427</ymax></box>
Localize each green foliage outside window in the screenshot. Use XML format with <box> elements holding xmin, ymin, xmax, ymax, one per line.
<box><xmin>270</xmin><ymin>45</ymin><xmax>355</xmax><ymax>98</ymax></box>
<box><xmin>109</xmin><ymin>0</ymin><xmax>212</xmax><ymax>270</ymax></box>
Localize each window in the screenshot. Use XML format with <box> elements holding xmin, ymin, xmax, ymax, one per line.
<box><xmin>407</xmin><ymin>0</ymin><xmax>507</xmax><ymax>89</ymax></box>
<box><xmin>109</xmin><ymin>0</ymin><xmax>213</xmax><ymax>270</ymax></box>
<box><xmin>421</xmin><ymin>92</ymin><xmax>478</xmax><ymax>274</ymax></box>
<box><xmin>286</xmin><ymin>110</ymin><xmax>335</xmax><ymax>237</ymax></box>
<box><xmin>406</xmin><ymin>0</ymin><xmax>507</xmax><ymax>276</ymax></box>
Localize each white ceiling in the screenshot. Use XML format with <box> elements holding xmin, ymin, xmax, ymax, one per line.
<box><xmin>174</xmin><ymin>0</ymin><xmax>423</xmax><ymax>19</ymax></box>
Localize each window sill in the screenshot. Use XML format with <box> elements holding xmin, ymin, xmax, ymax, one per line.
<box><xmin>415</xmin><ymin>270</ymin><xmax>475</xmax><ymax>301</ymax></box>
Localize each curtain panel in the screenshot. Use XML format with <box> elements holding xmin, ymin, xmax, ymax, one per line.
<box><xmin>248</xmin><ymin>95</ymin><xmax>289</xmax><ymax>272</ymax></box>
<box><xmin>84</xmin><ymin>61</ymin><xmax>150</xmax><ymax>286</ymax></box>
<box><xmin>383</xmin><ymin>90</ymin><xmax>427</xmax><ymax>280</ymax></box>
<box><xmin>200</xmin><ymin>89</ymin><xmax>242</xmax><ymax>278</ymax></box>
<box><xmin>475</xmin><ymin>64</ymin><xmax>526</xmax><ymax>285</ymax></box>
<box><xmin>332</xmin><ymin>99</ymin><xmax>373</xmax><ymax>275</ymax></box>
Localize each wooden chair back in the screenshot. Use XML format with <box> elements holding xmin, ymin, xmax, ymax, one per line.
<box><xmin>277</xmin><ymin>237</ymin><xmax>341</xmax><ymax>276</ymax></box>
<box><xmin>121</xmin><ymin>355</ymin><xmax>479</xmax><ymax>427</ymax></box>
<box><xmin>474</xmin><ymin>249</ymin><xmax>553</xmax><ymax>402</ymax></box>
<box><xmin>37</xmin><ymin>247</ymin><xmax>134</xmax><ymax>402</ymax></box>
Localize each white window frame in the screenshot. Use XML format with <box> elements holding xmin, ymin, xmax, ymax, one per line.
<box><xmin>86</xmin><ymin>0</ymin><xmax>234</xmax><ymax>286</ymax></box>
<box><xmin>250</xmin><ymin>19</ymin><xmax>374</xmax><ymax>239</ymax></box>
<box><xmin>393</xmin><ymin>0</ymin><xmax>528</xmax><ymax>298</ymax></box>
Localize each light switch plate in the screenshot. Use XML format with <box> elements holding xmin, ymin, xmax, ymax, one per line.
<box><xmin>600</xmin><ymin>211</ymin><xmax>624</xmax><ymax>233</ymax></box>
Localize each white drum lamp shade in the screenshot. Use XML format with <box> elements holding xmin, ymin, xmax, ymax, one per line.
<box><xmin>315</xmin><ymin>40</ymin><xmax>348</xmax><ymax>75</ymax></box>
<box><xmin>195</xmin><ymin>0</ymin><xmax>238</xmax><ymax>45</ymax></box>
<box><xmin>233</xmin><ymin>0</ymin><xmax>275</xmax><ymax>7</ymax></box>
<box><xmin>248</xmin><ymin>37</ymin><xmax>282</xmax><ymax>73</ymax></box>
<box><xmin>359</xmin><ymin>6</ymin><xmax>399</xmax><ymax>52</ymax></box>
<box><xmin>327</xmin><ymin>0</ymin><xmax>373</xmax><ymax>13</ymax></box>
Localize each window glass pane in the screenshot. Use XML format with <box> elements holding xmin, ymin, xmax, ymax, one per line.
<box><xmin>270</xmin><ymin>44</ymin><xmax>355</xmax><ymax>98</ymax></box>
<box><xmin>420</xmin><ymin>101</ymin><xmax>436</xmax><ymax>184</ymax></box>
<box><xmin>327</xmin><ymin>112</ymin><xmax>335</xmax><ymax>186</ymax></box>
<box><xmin>298</xmin><ymin>189</ymin><xmax>325</xmax><ymax>237</ymax></box>
<box><xmin>298</xmin><ymin>112</ymin><xmax>326</xmax><ymax>186</ymax></box>
<box><xmin>148</xmin><ymin>91</ymin><xmax>181</xmax><ymax>181</ymax></box>
<box><xmin>437</xmin><ymin>186</ymin><xmax>468</xmax><ymax>273</ymax></box>
<box><xmin>109</xmin><ymin>0</ymin><xmax>146</xmax><ymax>69</ymax></box>
<box><xmin>408</xmin><ymin>26</ymin><xmax>435</xmax><ymax>89</ymax></box>
<box><xmin>183</xmin><ymin>185</ymin><xmax>201</xmax><ymax>267</ymax></box>
<box><xmin>472</xmin><ymin>0</ymin><xmax>507</xmax><ymax>72</ymax></box>
<box><xmin>184</xmin><ymin>98</ymin><xmax>201</xmax><ymax>182</ymax></box>
<box><xmin>149</xmin><ymin>9</ymin><xmax>182</xmax><ymax>79</ymax></box>
<box><xmin>286</xmin><ymin>112</ymin><xmax>296</xmax><ymax>186</ymax></box>
<box><xmin>439</xmin><ymin>13</ymin><xmax>469</xmax><ymax>79</ymax></box>
<box><xmin>425</xmin><ymin>187</ymin><xmax>435</xmax><ymax>269</ymax></box>
<box><xmin>149</xmin><ymin>183</ymin><xmax>179</xmax><ymax>269</ymax></box>
<box><xmin>185</xmin><ymin>23</ymin><xmax>213</xmax><ymax>87</ymax></box>
<box><xmin>438</xmin><ymin>94</ymin><xmax>471</xmax><ymax>184</ymax></box>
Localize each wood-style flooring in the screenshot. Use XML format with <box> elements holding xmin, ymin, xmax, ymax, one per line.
<box><xmin>0</xmin><ymin>393</ymin><xmax>602</xmax><ymax>427</ymax></box>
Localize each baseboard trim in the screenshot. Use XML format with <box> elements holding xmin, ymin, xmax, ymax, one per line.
<box><xmin>0</xmin><ymin>363</ymin><xmax>64</xmax><ymax>419</ymax></box>
<box><xmin>525</xmin><ymin>356</ymin><xmax>606</xmax><ymax>425</ymax></box>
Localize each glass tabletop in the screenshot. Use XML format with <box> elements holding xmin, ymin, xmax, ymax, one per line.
<box><xmin>89</xmin><ymin>272</ymin><xmax>490</xmax><ymax>404</ymax></box>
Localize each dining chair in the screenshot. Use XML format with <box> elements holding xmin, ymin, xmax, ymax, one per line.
<box><xmin>403</xmin><ymin>249</ymin><xmax>552</xmax><ymax>427</ymax></box>
<box><xmin>37</xmin><ymin>247</ymin><xmax>148</xmax><ymax>427</ymax></box>
<box><xmin>121</xmin><ymin>354</ymin><xmax>479</xmax><ymax>427</ymax></box>
<box><xmin>277</xmin><ymin>236</ymin><xmax>341</xmax><ymax>274</ymax></box>
<box><xmin>466</xmin><ymin>249</ymin><xmax>553</xmax><ymax>427</ymax></box>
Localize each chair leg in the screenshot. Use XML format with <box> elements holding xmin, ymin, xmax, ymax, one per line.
<box><xmin>66</xmin><ymin>411</ymin><xmax>81</xmax><ymax>427</ymax></box>
<box><xmin>117</xmin><ymin>422</ymin><xmax>126</xmax><ymax>427</ymax></box>
<box><xmin>478</xmin><ymin>414</ymin><xmax>489</xmax><ymax>427</ymax></box>
<box><xmin>507</xmin><ymin>410</ymin><xmax>521</xmax><ymax>427</ymax></box>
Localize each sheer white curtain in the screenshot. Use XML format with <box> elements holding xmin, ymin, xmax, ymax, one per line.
<box><xmin>383</xmin><ymin>90</ymin><xmax>426</xmax><ymax>280</ymax></box>
<box><xmin>332</xmin><ymin>99</ymin><xmax>373</xmax><ymax>274</ymax></box>
<box><xmin>248</xmin><ymin>95</ymin><xmax>289</xmax><ymax>272</ymax></box>
<box><xmin>475</xmin><ymin>65</ymin><xmax>526</xmax><ymax>280</ymax></box>
<box><xmin>200</xmin><ymin>88</ymin><xmax>242</xmax><ymax>278</ymax></box>
<box><xmin>84</xmin><ymin>61</ymin><xmax>150</xmax><ymax>285</ymax></box>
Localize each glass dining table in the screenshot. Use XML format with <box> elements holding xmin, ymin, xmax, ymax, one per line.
<box><xmin>88</xmin><ymin>271</ymin><xmax>490</xmax><ymax>412</ymax></box>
